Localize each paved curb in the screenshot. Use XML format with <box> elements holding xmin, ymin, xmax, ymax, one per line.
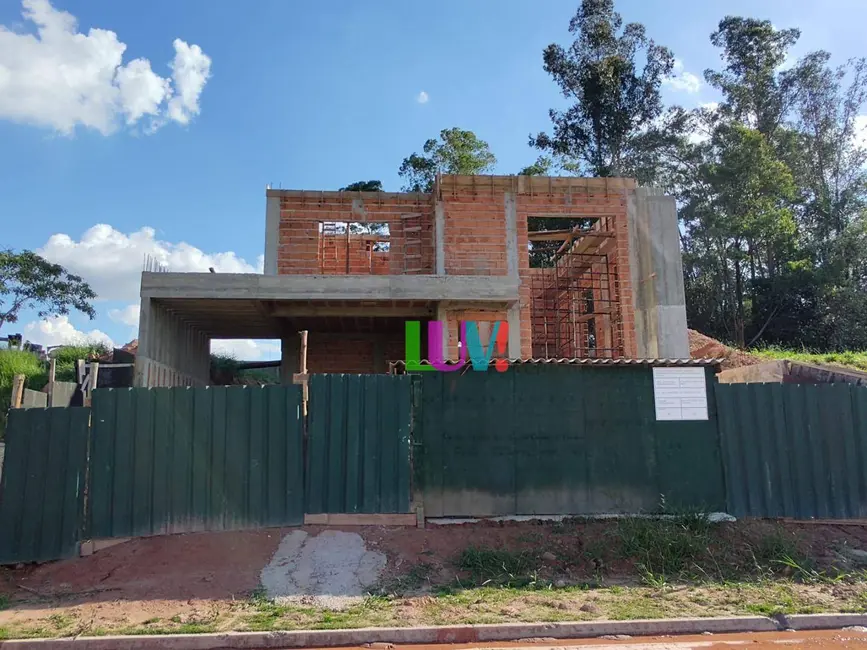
<box><xmin>1</xmin><ymin>614</ymin><xmax>865</xmax><ymax>649</ymax></box>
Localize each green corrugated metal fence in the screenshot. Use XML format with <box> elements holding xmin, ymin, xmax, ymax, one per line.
<box><xmin>89</xmin><ymin>385</ymin><xmax>305</xmax><ymax>538</ymax></box>
<box><xmin>417</xmin><ymin>366</ymin><xmax>725</xmax><ymax>517</ymax></box>
<box><xmin>306</xmin><ymin>374</ymin><xmax>412</xmax><ymax>514</ymax></box>
<box><xmin>0</xmin><ymin>408</ymin><xmax>90</xmax><ymax>564</ymax></box>
<box><xmin>717</xmin><ymin>383</ymin><xmax>867</xmax><ymax>519</ymax></box>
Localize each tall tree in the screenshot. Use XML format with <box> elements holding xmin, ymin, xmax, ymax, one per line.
<box><xmin>704</xmin><ymin>17</ymin><xmax>801</xmax><ymax>141</ymax></box>
<box><xmin>0</xmin><ymin>250</ymin><xmax>96</xmax><ymax>331</ymax></box>
<box><xmin>679</xmin><ymin>124</ymin><xmax>797</xmax><ymax>346</ymax></box>
<box><xmin>530</xmin><ymin>0</ymin><xmax>683</xmax><ymax>182</ymax></box>
<box><xmin>399</xmin><ymin>128</ymin><xmax>497</xmax><ymax>192</ymax></box>
<box><xmin>340</xmin><ymin>180</ymin><xmax>383</xmax><ymax>192</ymax></box>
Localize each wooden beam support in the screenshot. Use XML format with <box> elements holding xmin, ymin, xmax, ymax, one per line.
<box><xmin>303</xmin><ymin>513</ymin><xmax>418</xmax><ymax>526</ymax></box>
<box><xmin>10</xmin><ymin>374</ymin><xmax>25</xmax><ymax>409</ymax></box>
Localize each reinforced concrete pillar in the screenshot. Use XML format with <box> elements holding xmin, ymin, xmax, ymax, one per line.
<box><xmin>627</xmin><ymin>187</ymin><xmax>689</xmax><ymax>358</ymax></box>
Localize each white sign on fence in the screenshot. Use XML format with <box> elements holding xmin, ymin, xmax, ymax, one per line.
<box><xmin>652</xmin><ymin>367</ymin><xmax>708</xmax><ymax>421</ymax></box>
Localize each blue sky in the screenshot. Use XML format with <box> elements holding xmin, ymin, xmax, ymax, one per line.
<box><xmin>1</xmin><ymin>0</ymin><xmax>864</xmax><ymax>359</ymax></box>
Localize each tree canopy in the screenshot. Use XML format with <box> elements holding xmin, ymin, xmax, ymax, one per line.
<box><xmin>0</xmin><ymin>250</ymin><xmax>97</xmax><ymax>331</ymax></box>
<box><xmin>340</xmin><ymin>180</ymin><xmax>383</xmax><ymax>192</ymax></box>
<box><xmin>399</xmin><ymin>128</ymin><xmax>497</xmax><ymax>192</ymax></box>
<box><xmin>529</xmin><ymin>0</ymin><xmax>685</xmax><ymax>183</ymax></box>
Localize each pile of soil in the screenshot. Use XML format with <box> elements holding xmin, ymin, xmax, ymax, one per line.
<box><xmin>688</xmin><ymin>329</ymin><xmax>763</xmax><ymax>370</ymax></box>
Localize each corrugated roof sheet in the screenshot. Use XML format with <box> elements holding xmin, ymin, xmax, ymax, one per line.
<box><xmin>390</xmin><ymin>358</ymin><xmax>723</xmax><ymax>369</ymax></box>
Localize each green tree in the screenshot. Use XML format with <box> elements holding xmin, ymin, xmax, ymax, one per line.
<box><xmin>517</xmin><ymin>156</ymin><xmax>553</xmax><ymax>176</ymax></box>
<box><xmin>340</xmin><ymin>180</ymin><xmax>383</xmax><ymax>192</ymax></box>
<box><xmin>0</xmin><ymin>250</ymin><xmax>96</xmax><ymax>331</ymax></box>
<box><xmin>398</xmin><ymin>128</ymin><xmax>497</xmax><ymax>192</ymax></box>
<box><xmin>530</xmin><ymin>0</ymin><xmax>684</xmax><ymax>182</ymax></box>
<box><xmin>704</xmin><ymin>17</ymin><xmax>801</xmax><ymax>141</ymax></box>
<box><xmin>680</xmin><ymin>124</ymin><xmax>797</xmax><ymax>347</ymax></box>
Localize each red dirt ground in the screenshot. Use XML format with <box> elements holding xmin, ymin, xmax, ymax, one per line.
<box><xmin>688</xmin><ymin>329</ymin><xmax>763</xmax><ymax>370</ymax></box>
<box><xmin>2</xmin><ymin>520</ymin><xmax>866</xmax><ymax>607</ymax></box>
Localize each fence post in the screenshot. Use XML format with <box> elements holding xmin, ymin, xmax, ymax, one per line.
<box><xmin>10</xmin><ymin>374</ymin><xmax>24</xmax><ymax>409</ymax></box>
<box><xmin>86</xmin><ymin>362</ymin><xmax>100</xmax><ymax>406</ymax></box>
<box><xmin>300</xmin><ymin>330</ymin><xmax>308</xmax><ymax>416</ymax></box>
<box><xmin>47</xmin><ymin>358</ymin><xmax>56</xmax><ymax>404</ymax></box>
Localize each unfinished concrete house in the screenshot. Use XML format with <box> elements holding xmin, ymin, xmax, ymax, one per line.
<box><xmin>134</xmin><ymin>175</ymin><xmax>688</xmax><ymax>386</ymax></box>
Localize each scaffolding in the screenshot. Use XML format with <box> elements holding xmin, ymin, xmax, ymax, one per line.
<box><xmin>529</xmin><ymin>225</ymin><xmax>624</xmax><ymax>359</ymax></box>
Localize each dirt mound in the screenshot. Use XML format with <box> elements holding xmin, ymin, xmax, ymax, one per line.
<box><xmin>688</xmin><ymin>329</ymin><xmax>763</xmax><ymax>370</ymax></box>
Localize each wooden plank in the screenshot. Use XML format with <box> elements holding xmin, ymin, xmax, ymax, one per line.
<box><xmin>10</xmin><ymin>375</ymin><xmax>25</xmax><ymax>408</ymax></box>
<box><xmin>303</xmin><ymin>513</ymin><xmax>417</xmax><ymax>526</ymax></box>
<box><xmin>299</xmin><ymin>331</ymin><xmax>308</xmax><ymax>413</ymax></box>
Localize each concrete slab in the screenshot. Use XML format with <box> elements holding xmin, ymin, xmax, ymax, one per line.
<box><xmin>141</xmin><ymin>273</ymin><xmax>520</xmax><ymax>302</ymax></box>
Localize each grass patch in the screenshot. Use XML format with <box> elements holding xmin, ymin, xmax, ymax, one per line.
<box><xmin>242</xmin><ymin>595</ymin><xmax>398</xmax><ymax>632</ymax></box>
<box><xmin>753</xmin><ymin>345</ymin><xmax>867</xmax><ymax>372</ymax></box>
<box><xmin>612</xmin><ymin>514</ymin><xmax>716</xmax><ymax>584</ymax></box>
<box><xmin>374</xmin><ymin>562</ymin><xmax>436</xmax><ymax>596</ymax></box>
<box><xmin>457</xmin><ymin>546</ymin><xmax>542</xmax><ymax>588</ymax></box>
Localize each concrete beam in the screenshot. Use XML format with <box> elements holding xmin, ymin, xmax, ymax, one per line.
<box><xmin>263</xmin><ymin>194</ymin><xmax>280</xmax><ymax>275</ymax></box>
<box><xmin>270</xmin><ymin>304</ymin><xmax>434</xmax><ymax>318</ymax></box>
<box><xmin>141</xmin><ymin>273</ymin><xmax>520</xmax><ymax>302</ymax></box>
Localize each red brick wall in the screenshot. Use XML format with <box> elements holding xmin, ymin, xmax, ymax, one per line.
<box><xmin>437</xmin><ymin>176</ymin><xmax>637</xmax><ymax>359</ymax></box>
<box><xmin>441</xmin><ymin>192</ymin><xmax>508</xmax><ymax>276</ymax></box>
<box><xmin>441</xmin><ymin>308</ymin><xmax>510</xmax><ymax>361</ymax></box>
<box><xmin>319</xmin><ymin>236</ymin><xmax>390</xmax><ymax>275</ymax></box>
<box><xmin>272</xmin><ymin>178</ymin><xmax>638</xmax><ymax>360</ymax></box>
<box><xmin>275</xmin><ymin>192</ymin><xmax>434</xmax><ymax>275</ymax></box>
<box><xmin>305</xmin><ymin>333</ymin><xmax>405</xmax><ymax>374</ymax></box>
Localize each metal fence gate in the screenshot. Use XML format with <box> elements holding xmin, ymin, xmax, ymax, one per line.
<box><xmin>89</xmin><ymin>385</ymin><xmax>305</xmax><ymax>538</ymax></box>
<box><xmin>306</xmin><ymin>374</ymin><xmax>413</xmax><ymax>514</ymax></box>
<box><xmin>0</xmin><ymin>408</ymin><xmax>90</xmax><ymax>564</ymax></box>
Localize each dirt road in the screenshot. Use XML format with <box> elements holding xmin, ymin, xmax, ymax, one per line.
<box><xmin>326</xmin><ymin>630</ymin><xmax>867</xmax><ymax>650</ymax></box>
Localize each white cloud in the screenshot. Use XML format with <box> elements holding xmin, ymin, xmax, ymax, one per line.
<box><xmin>24</xmin><ymin>315</ymin><xmax>114</xmax><ymax>349</ymax></box>
<box><xmin>663</xmin><ymin>59</ymin><xmax>702</xmax><ymax>94</ymax></box>
<box><xmin>38</xmin><ymin>224</ymin><xmax>263</xmax><ymax>302</ymax></box>
<box><xmin>211</xmin><ymin>339</ymin><xmax>281</xmax><ymax>361</ymax></box>
<box><xmin>416</xmin><ymin>90</ymin><xmax>429</xmax><ymax>104</ymax></box>
<box><xmin>0</xmin><ymin>0</ymin><xmax>211</xmax><ymax>135</ymax></box>
<box><xmin>108</xmin><ymin>303</ymin><xmax>140</xmax><ymax>327</ymax></box>
<box><xmin>855</xmin><ymin>115</ymin><xmax>867</xmax><ymax>150</ymax></box>
<box><xmin>166</xmin><ymin>39</ymin><xmax>211</xmax><ymax>125</ymax></box>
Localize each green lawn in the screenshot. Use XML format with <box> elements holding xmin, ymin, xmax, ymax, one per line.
<box><xmin>752</xmin><ymin>346</ymin><xmax>867</xmax><ymax>372</ymax></box>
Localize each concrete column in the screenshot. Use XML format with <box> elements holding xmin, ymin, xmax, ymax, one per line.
<box><xmin>626</xmin><ymin>188</ymin><xmax>689</xmax><ymax>358</ymax></box>
<box><xmin>280</xmin><ymin>333</ymin><xmax>300</xmax><ymax>384</ymax></box>
<box><xmin>264</xmin><ymin>194</ymin><xmax>280</xmax><ymax>275</ymax></box>
<box><xmin>504</xmin><ymin>191</ymin><xmax>518</xmax><ymax>278</ymax></box>
<box><xmin>435</xmin><ymin>301</ymin><xmax>450</xmax><ymax>359</ymax></box>
<box><xmin>434</xmin><ymin>200</ymin><xmax>446</xmax><ymax>275</ymax></box>
<box><xmin>507</xmin><ymin>302</ymin><xmax>521</xmax><ymax>359</ymax></box>
<box><xmin>135</xmin><ymin>297</ymin><xmax>211</xmax><ymax>386</ymax></box>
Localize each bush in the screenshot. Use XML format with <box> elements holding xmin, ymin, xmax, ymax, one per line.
<box><xmin>0</xmin><ymin>349</ymin><xmax>48</xmax><ymax>438</ymax></box>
